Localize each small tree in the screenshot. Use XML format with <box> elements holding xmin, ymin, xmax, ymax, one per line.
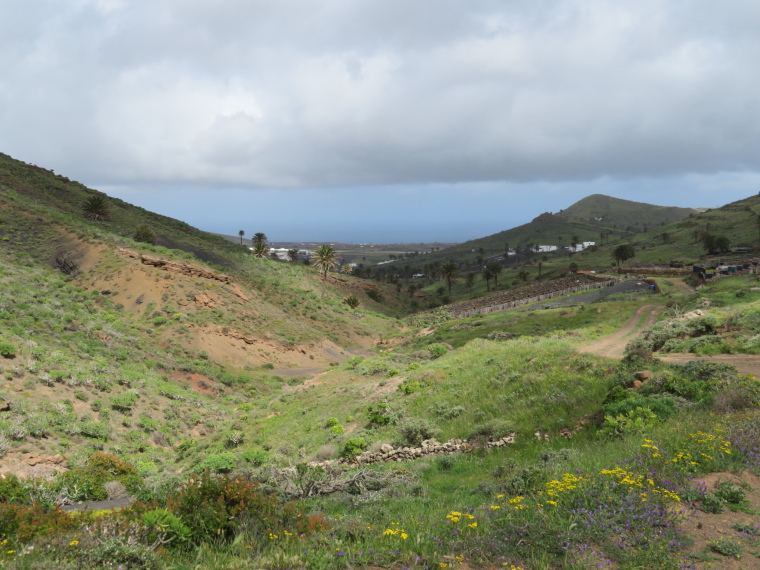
<box><xmin>252</xmin><ymin>232</ymin><xmax>268</xmax><ymax>245</ymax></box>
<box><xmin>517</xmin><ymin>269</ymin><xmax>531</xmax><ymax>283</ymax></box>
<box><xmin>287</xmin><ymin>248</ymin><xmax>300</xmax><ymax>262</ymax></box>
<box><xmin>133</xmin><ymin>224</ymin><xmax>157</xmax><ymax>245</ymax></box>
<box><xmin>238</xmin><ymin>230</ymin><xmax>245</xmax><ymax>245</ymax></box>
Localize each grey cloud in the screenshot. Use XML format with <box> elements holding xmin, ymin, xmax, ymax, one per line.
<box><xmin>1</xmin><ymin>0</ymin><xmax>760</xmax><ymax>192</ymax></box>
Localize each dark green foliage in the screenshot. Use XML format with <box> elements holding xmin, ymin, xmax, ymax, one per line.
<box><xmin>714</xmin><ymin>481</ymin><xmax>746</xmax><ymax>505</ymax></box>
<box><xmin>82</xmin><ymin>194</ymin><xmax>111</xmax><ymax>221</ymax></box>
<box><xmin>366</xmin><ymin>289</ymin><xmax>384</xmax><ymax>303</ymax></box>
<box><xmin>603</xmin><ymin>395</ymin><xmax>677</xmax><ymax>422</ymax></box>
<box><xmin>340</xmin><ymin>437</ymin><xmax>368</xmax><ymax>457</ymax></box>
<box><xmin>133</xmin><ymin>223</ymin><xmax>157</xmax><ymax>245</ymax></box>
<box><xmin>343</xmin><ymin>295</ymin><xmax>360</xmax><ymax>309</ymax></box>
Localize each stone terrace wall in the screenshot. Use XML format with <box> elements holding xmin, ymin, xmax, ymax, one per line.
<box><xmin>448</xmin><ymin>275</ymin><xmax>621</xmax><ymax>319</ymax></box>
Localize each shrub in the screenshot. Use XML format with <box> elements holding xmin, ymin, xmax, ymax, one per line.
<box><xmin>343</xmin><ymin>296</ymin><xmax>360</xmax><ymax>309</ymax></box>
<box><xmin>330</xmin><ymin>424</ymin><xmax>345</xmax><ymax>435</ymax></box>
<box><xmin>340</xmin><ymin>437</ymin><xmax>368</xmax><ymax>458</ymax></box>
<box><xmin>198</xmin><ymin>452</ymin><xmax>238</xmax><ymax>473</ymax></box>
<box><xmin>367</xmin><ymin>402</ymin><xmax>401</xmax><ymax>426</ymax></box>
<box><xmin>468</xmin><ymin>418</ymin><xmax>515</xmax><ymax>441</ymax></box>
<box><xmin>165</xmin><ymin>471</ymin><xmax>309</xmax><ymax>545</ymax></box>
<box><xmin>0</xmin><ymin>503</ymin><xmax>77</xmax><ymax>543</ymax></box>
<box><xmin>133</xmin><ymin>224</ymin><xmax>157</xmax><ymax>245</ymax></box>
<box><xmin>78</xmin><ymin>538</ymin><xmax>161</xmax><ymax>569</ymax></box>
<box><xmin>707</xmin><ymin>538</ymin><xmax>743</xmax><ymax>558</ymax></box>
<box><xmin>325</xmin><ymin>417</ymin><xmax>340</xmax><ymax>428</ymax></box>
<box><xmin>428</xmin><ymin>343</ymin><xmax>448</xmax><ymax>358</ymax></box>
<box><xmin>110</xmin><ymin>391</ymin><xmax>139</xmax><ymax>412</ymax></box>
<box><xmin>241</xmin><ymin>449</ymin><xmax>270</xmax><ymax>466</ymax></box>
<box><xmin>398</xmin><ymin>418</ymin><xmax>440</xmax><ymax>446</ymax></box>
<box><xmin>0</xmin><ymin>341</ymin><xmax>16</xmax><ymax>359</ymax></box>
<box><xmin>0</xmin><ymin>474</ymin><xmax>32</xmax><ymax>505</ymax></box>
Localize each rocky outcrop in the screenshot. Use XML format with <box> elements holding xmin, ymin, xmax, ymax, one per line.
<box><xmin>140</xmin><ymin>255</ymin><xmax>232</xmax><ymax>283</ymax></box>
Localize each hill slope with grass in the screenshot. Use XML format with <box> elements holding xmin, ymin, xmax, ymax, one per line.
<box><xmin>3</xmin><ymin>151</ymin><xmax>760</xmax><ymax>569</ymax></box>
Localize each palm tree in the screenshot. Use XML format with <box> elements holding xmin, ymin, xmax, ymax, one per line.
<box><xmin>238</xmin><ymin>230</ymin><xmax>245</xmax><ymax>245</ymax></box>
<box><xmin>486</xmin><ymin>262</ymin><xmax>503</xmax><ymax>289</ymax></box>
<box><xmin>311</xmin><ymin>245</ymin><xmax>339</xmax><ymax>280</ymax></box>
<box><xmin>612</xmin><ymin>243</ymin><xmax>635</xmax><ymax>266</ymax></box>
<box><xmin>287</xmin><ymin>248</ymin><xmax>300</xmax><ymax>262</ymax></box>
<box><xmin>252</xmin><ymin>232</ymin><xmax>268</xmax><ymax>245</ymax></box>
<box><xmin>82</xmin><ymin>195</ymin><xmax>110</xmax><ymax>221</ymax></box>
<box><xmin>464</xmin><ymin>272</ymin><xmax>476</xmax><ymax>294</ymax></box>
<box><xmin>252</xmin><ymin>240</ymin><xmax>270</xmax><ymax>258</ymax></box>
<box><xmin>517</xmin><ymin>269</ymin><xmax>531</xmax><ymax>283</ymax></box>
<box><xmin>440</xmin><ymin>261</ymin><xmax>460</xmax><ymax>298</ymax></box>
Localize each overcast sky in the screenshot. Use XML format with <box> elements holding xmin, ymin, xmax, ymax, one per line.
<box><xmin>2</xmin><ymin>1</ymin><xmax>759</xmax><ymax>242</ymax></box>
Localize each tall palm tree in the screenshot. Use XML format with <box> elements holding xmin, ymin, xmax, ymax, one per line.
<box><xmin>612</xmin><ymin>243</ymin><xmax>635</xmax><ymax>266</ymax></box>
<box><xmin>238</xmin><ymin>230</ymin><xmax>245</xmax><ymax>245</ymax></box>
<box><xmin>440</xmin><ymin>261</ymin><xmax>460</xmax><ymax>298</ymax></box>
<box><xmin>311</xmin><ymin>245</ymin><xmax>339</xmax><ymax>280</ymax></box>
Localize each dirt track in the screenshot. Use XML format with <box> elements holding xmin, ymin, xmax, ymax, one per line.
<box><xmin>579</xmin><ymin>304</ymin><xmax>664</xmax><ymax>359</ymax></box>
<box><xmin>579</xmin><ymin>301</ymin><xmax>760</xmax><ymax>378</ymax></box>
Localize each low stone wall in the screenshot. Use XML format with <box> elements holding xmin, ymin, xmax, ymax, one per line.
<box><xmin>323</xmin><ymin>436</ymin><xmax>516</xmax><ymax>467</ymax></box>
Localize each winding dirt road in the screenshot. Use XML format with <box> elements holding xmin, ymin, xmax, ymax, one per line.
<box><xmin>579</xmin><ymin>301</ymin><xmax>760</xmax><ymax>378</ymax></box>
<box><xmin>579</xmin><ymin>304</ymin><xmax>664</xmax><ymax>359</ymax></box>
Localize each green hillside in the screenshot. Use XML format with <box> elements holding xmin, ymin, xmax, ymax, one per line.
<box><xmin>557</xmin><ymin>193</ymin><xmax>698</xmax><ymax>229</ymax></box>
<box><xmin>398</xmin><ymin>194</ymin><xmax>698</xmax><ymax>273</ymax></box>
<box><xmin>1</xmin><ymin>151</ymin><xmax>760</xmax><ymax>569</ymax></box>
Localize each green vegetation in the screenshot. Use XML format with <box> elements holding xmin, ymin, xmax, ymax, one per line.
<box><xmin>2</xmin><ymin>152</ymin><xmax>760</xmax><ymax>568</ymax></box>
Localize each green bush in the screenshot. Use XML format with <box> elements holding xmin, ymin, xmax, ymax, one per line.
<box><xmin>133</xmin><ymin>223</ymin><xmax>157</xmax><ymax>245</ymax></box>
<box><xmin>0</xmin><ymin>474</ymin><xmax>32</xmax><ymax>505</ymax></box>
<box><xmin>398</xmin><ymin>418</ymin><xmax>440</xmax><ymax>446</ymax></box>
<box><xmin>468</xmin><ymin>418</ymin><xmax>515</xmax><ymax>441</ymax></box>
<box><xmin>198</xmin><ymin>452</ymin><xmax>238</xmax><ymax>473</ymax></box>
<box><xmin>340</xmin><ymin>437</ymin><xmax>368</xmax><ymax>458</ymax></box>
<box><xmin>165</xmin><ymin>471</ymin><xmax>312</xmax><ymax>545</ymax></box>
<box><xmin>325</xmin><ymin>417</ymin><xmax>339</xmax><ymax>428</ymax></box>
<box><xmin>110</xmin><ymin>391</ymin><xmax>139</xmax><ymax>412</ymax></box>
<box><xmin>428</xmin><ymin>343</ymin><xmax>448</xmax><ymax>358</ymax></box>
<box><xmin>241</xmin><ymin>449</ymin><xmax>270</xmax><ymax>466</ymax></box>
<box><xmin>0</xmin><ymin>341</ymin><xmax>16</xmax><ymax>359</ymax></box>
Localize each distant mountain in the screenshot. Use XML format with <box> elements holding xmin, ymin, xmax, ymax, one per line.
<box><xmin>556</xmin><ymin>194</ymin><xmax>699</xmax><ymax>229</ymax></box>
<box><xmin>401</xmin><ymin>194</ymin><xmax>699</xmax><ymax>271</ymax></box>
